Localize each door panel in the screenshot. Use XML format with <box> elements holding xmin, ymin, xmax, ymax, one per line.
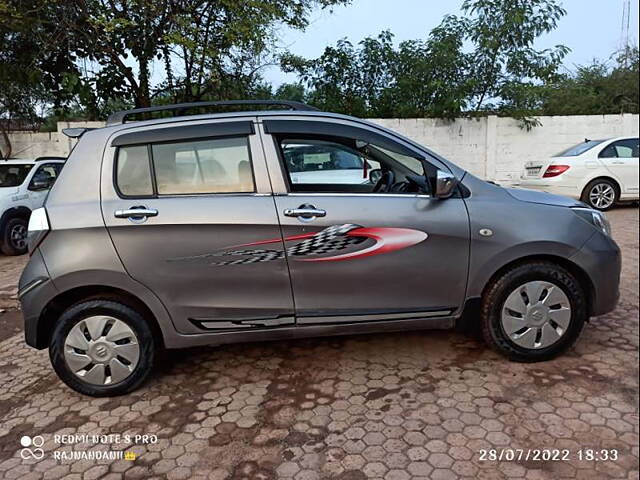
<box><xmin>273</xmin><ymin>194</ymin><xmax>470</xmax><ymax>319</ymax></box>
<box><xmin>101</xmin><ymin>120</ymin><xmax>294</xmax><ymax>334</ymax></box>
<box><xmin>104</xmin><ymin>199</ymin><xmax>294</xmax><ymax>332</ymax></box>
<box><xmin>257</xmin><ymin>119</ymin><xmax>470</xmax><ymax>322</ymax></box>
<box><xmin>599</xmin><ymin>139</ymin><xmax>639</xmax><ymax>194</ymax></box>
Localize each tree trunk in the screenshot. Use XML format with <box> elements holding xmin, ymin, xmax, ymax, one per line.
<box><xmin>137</xmin><ymin>59</ymin><xmax>152</xmax><ymax>108</ymax></box>
<box><xmin>0</xmin><ymin>124</ymin><xmax>12</xmax><ymax>160</ymax></box>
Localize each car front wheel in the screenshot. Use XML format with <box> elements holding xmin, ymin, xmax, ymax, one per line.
<box><xmin>481</xmin><ymin>261</ymin><xmax>587</xmax><ymax>362</ymax></box>
<box><xmin>1</xmin><ymin>217</ymin><xmax>28</xmax><ymax>256</ymax></box>
<box><xmin>49</xmin><ymin>299</ymin><xmax>156</xmax><ymax>396</ymax></box>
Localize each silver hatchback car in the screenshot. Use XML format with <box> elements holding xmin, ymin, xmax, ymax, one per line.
<box><xmin>18</xmin><ymin>101</ymin><xmax>621</xmax><ymax>396</ymax></box>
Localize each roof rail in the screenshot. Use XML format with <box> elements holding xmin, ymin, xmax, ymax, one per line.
<box><xmin>106</xmin><ymin>100</ymin><xmax>320</xmax><ymax>126</ymax></box>
<box><xmin>35</xmin><ymin>156</ymin><xmax>66</xmax><ymax>162</ymax></box>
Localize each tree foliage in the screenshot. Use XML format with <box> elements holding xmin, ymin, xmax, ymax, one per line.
<box><xmin>0</xmin><ymin>0</ymin><xmax>351</xmax><ymax>121</ymax></box>
<box><xmin>0</xmin><ymin>0</ymin><xmax>638</xmax><ymax>130</ymax></box>
<box><xmin>283</xmin><ymin>0</ymin><xmax>571</xmax><ymax>125</ymax></box>
<box><xmin>540</xmin><ymin>47</ymin><xmax>639</xmax><ymax>116</ymax></box>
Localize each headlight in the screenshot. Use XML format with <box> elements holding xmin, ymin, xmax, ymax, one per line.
<box><xmin>572</xmin><ymin>207</ymin><xmax>611</xmax><ymax>237</ymax></box>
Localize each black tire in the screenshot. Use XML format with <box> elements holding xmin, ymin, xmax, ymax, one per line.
<box><xmin>1</xmin><ymin>217</ymin><xmax>28</xmax><ymax>256</ymax></box>
<box><xmin>481</xmin><ymin>261</ymin><xmax>587</xmax><ymax>362</ymax></box>
<box><xmin>49</xmin><ymin>300</ymin><xmax>156</xmax><ymax>396</ymax></box>
<box><xmin>581</xmin><ymin>178</ymin><xmax>619</xmax><ymax>211</ymax></box>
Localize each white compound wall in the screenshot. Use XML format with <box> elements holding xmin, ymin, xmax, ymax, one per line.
<box><xmin>5</xmin><ymin>114</ymin><xmax>638</xmax><ymax>185</ymax></box>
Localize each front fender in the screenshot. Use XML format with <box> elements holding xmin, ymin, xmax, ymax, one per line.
<box><xmin>465</xmin><ymin>239</ymin><xmax>589</xmax><ymax>300</ymax></box>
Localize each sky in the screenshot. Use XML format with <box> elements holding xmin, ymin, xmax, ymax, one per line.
<box><xmin>263</xmin><ymin>0</ymin><xmax>639</xmax><ymax>86</ymax></box>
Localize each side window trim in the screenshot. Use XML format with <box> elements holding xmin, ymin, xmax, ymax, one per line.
<box><xmin>264</xmin><ymin>119</ymin><xmax>418</xmax><ymax>158</ymax></box>
<box><xmin>114</xmin><ymin>133</ymin><xmax>257</xmax><ymax>199</ymax></box>
<box><xmin>110</xmin><ymin>120</ymin><xmax>255</xmax><ymax>147</ymax></box>
<box><xmin>147</xmin><ymin>144</ymin><xmax>159</xmax><ymax>196</ymax></box>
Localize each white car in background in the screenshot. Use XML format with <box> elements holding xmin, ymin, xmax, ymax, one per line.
<box><xmin>0</xmin><ymin>157</ymin><xmax>65</xmax><ymax>255</ymax></box>
<box><xmin>519</xmin><ymin>137</ymin><xmax>639</xmax><ymax>210</ymax></box>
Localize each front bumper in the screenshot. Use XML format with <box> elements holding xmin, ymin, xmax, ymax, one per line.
<box><xmin>518</xmin><ymin>178</ymin><xmax>581</xmax><ymax>199</ymax></box>
<box><xmin>570</xmin><ymin>231</ymin><xmax>621</xmax><ymax>316</ymax></box>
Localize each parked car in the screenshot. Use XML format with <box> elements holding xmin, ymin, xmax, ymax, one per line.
<box><xmin>0</xmin><ymin>157</ymin><xmax>65</xmax><ymax>255</ymax></box>
<box><xmin>519</xmin><ymin>137</ymin><xmax>639</xmax><ymax>210</ymax></box>
<box><xmin>19</xmin><ymin>101</ymin><xmax>620</xmax><ymax>396</ymax></box>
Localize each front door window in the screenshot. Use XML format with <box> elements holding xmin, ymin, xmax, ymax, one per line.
<box><xmin>278</xmin><ymin>136</ymin><xmax>428</xmax><ymax>195</ymax></box>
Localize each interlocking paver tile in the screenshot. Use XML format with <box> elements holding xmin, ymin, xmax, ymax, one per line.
<box><xmin>0</xmin><ymin>207</ymin><xmax>638</xmax><ymax>479</ymax></box>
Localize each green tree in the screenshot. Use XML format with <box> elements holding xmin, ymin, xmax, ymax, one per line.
<box><xmin>283</xmin><ymin>25</ymin><xmax>470</xmax><ymax>118</ymax></box>
<box><xmin>282</xmin><ymin>0</ymin><xmax>570</xmax><ymax>125</ymax></box>
<box><xmin>0</xmin><ymin>0</ymin><xmax>351</xmax><ymax>120</ymax></box>
<box><xmin>462</xmin><ymin>0</ymin><xmax>569</xmax><ymax>114</ymax></box>
<box><xmin>541</xmin><ymin>47</ymin><xmax>639</xmax><ymax>116</ymax></box>
<box><xmin>0</xmin><ymin>1</ymin><xmax>75</xmax><ymax>155</ymax></box>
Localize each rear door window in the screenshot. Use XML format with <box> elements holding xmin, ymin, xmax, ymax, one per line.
<box><xmin>599</xmin><ymin>139</ymin><xmax>640</xmax><ymax>159</ymax></box>
<box><xmin>115</xmin><ymin>136</ymin><xmax>254</xmax><ymax>197</ymax></box>
<box><xmin>152</xmin><ymin>137</ymin><xmax>253</xmax><ymax>195</ymax></box>
<box><xmin>116</xmin><ymin>145</ymin><xmax>154</xmax><ymax>197</ymax></box>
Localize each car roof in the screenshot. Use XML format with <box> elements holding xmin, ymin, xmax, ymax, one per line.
<box><xmin>0</xmin><ymin>157</ymin><xmax>65</xmax><ymax>164</ymax></box>
<box><xmin>76</xmin><ymin>104</ymin><xmax>466</xmax><ymax>179</ymax></box>
<box><xmin>101</xmin><ymin>109</ymin><xmax>367</xmax><ymax>133</ymax></box>
<box><xmin>0</xmin><ymin>158</ymin><xmax>37</xmax><ymax>164</ymax></box>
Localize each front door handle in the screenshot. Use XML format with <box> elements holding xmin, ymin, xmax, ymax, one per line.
<box><xmin>284</xmin><ymin>204</ymin><xmax>326</xmax><ymax>220</ymax></box>
<box><xmin>114</xmin><ymin>206</ymin><xmax>158</xmax><ymax>223</ymax></box>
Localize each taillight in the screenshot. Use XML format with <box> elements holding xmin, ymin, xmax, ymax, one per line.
<box><xmin>543</xmin><ymin>165</ymin><xmax>570</xmax><ymax>178</ymax></box>
<box><xmin>27</xmin><ymin>207</ymin><xmax>50</xmax><ymax>254</ymax></box>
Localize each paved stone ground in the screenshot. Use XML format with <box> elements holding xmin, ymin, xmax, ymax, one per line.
<box><xmin>0</xmin><ymin>207</ymin><xmax>637</xmax><ymax>480</ymax></box>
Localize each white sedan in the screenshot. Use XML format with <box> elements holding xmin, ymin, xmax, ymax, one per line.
<box><xmin>519</xmin><ymin>137</ymin><xmax>639</xmax><ymax>210</ymax></box>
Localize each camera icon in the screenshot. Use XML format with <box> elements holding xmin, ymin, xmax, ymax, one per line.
<box><xmin>20</xmin><ymin>435</ymin><xmax>45</xmax><ymax>460</ymax></box>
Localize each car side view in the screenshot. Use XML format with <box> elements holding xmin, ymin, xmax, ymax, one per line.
<box><xmin>18</xmin><ymin>101</ymin><xmax>621</xmax><ymax>397</ymax></box>
<box><xmin>519</xmin><ymin>137</ymin><xmax>639</xmax><ymax>210</ymax></box>
<box><xmin>0</xmin><ymin>157</ymin><xmax>65</xmax><ymax>255</ymax></box>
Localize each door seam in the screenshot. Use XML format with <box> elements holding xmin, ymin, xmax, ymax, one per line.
<box><xmin>256</xmin><ymin>120</ymin><xmax>299</xmax><ymax>323</ymax></box>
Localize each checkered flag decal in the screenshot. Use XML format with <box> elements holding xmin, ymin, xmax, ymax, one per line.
<box><xmin>286</xmin><ymin>224</ymin><xmax>364</xmax><ymax>257</ymax></box>
<box><xmin>171</xmin><ymin>224</ymin><xmax>366</xmax><ymax>266</ymax></box>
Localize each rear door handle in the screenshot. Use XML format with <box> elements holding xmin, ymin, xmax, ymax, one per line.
<box><xmin>114</xmin><ymin>206</ymin><xmax>158</xmax><ymax>223</ymax></box>
<box><xmin>283</xmin><ymin>204</ymin><xmax>326</xmax><ymax>220</ymax></box>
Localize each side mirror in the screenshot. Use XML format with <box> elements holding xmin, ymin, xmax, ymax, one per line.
<box><xmin>434</xmin><ymin>170</ymin><xmax>458</xmax><ymax>199</ymax></box>
<box><xmin>30</xmin><ymin>177</ymin><xmax>54</xmax><ymax>191</ymax></box>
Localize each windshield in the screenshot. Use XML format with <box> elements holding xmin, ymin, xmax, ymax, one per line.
<box><xmin>0</xmin><ymin>164</ymin><xmax>34</xmax><ymax>187</ymax></box>
<box><xmin>555</xmin><ymin>140</ymin><xmax>605</xmax><ymax>157</ymax></box>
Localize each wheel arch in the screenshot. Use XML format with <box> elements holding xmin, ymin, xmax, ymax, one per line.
<box><xmin>480</xmin><ymin>254</ymin><xmax>595</xmax><ymax>316</ymax></box>
<box><xmin>35</xmin><ymin>285</ymin><xmax>165</xmax><ymax>350</ymax></box>
<box><xmin>0</xmin><ymin>206</ymin><xmax>31</xmax><ymax>232</ymax></box>
<box><xmin>580</xmin><ymin>176</ymin><xmax>621</xmax><ymax>200</ymax></box>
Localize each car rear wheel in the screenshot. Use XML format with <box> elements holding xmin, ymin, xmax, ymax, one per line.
<box><xmin>1</xmin><ymin>217</ymin><xmax>28</xmax><ymax>256</ymax></box>
<box><xmin>49</xmin><ymin>300</ymin><xmax>155</xmax><ymax>396</ymax></box>
<box><xmin>481</xmin><ymin>261</ymin><xmax>587</xmax><ymax>362</ymax></box>
<box><xmin>582</xmin><ymin>179</ymin><xmax>618</xmax><ymax>211</ymax></box>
